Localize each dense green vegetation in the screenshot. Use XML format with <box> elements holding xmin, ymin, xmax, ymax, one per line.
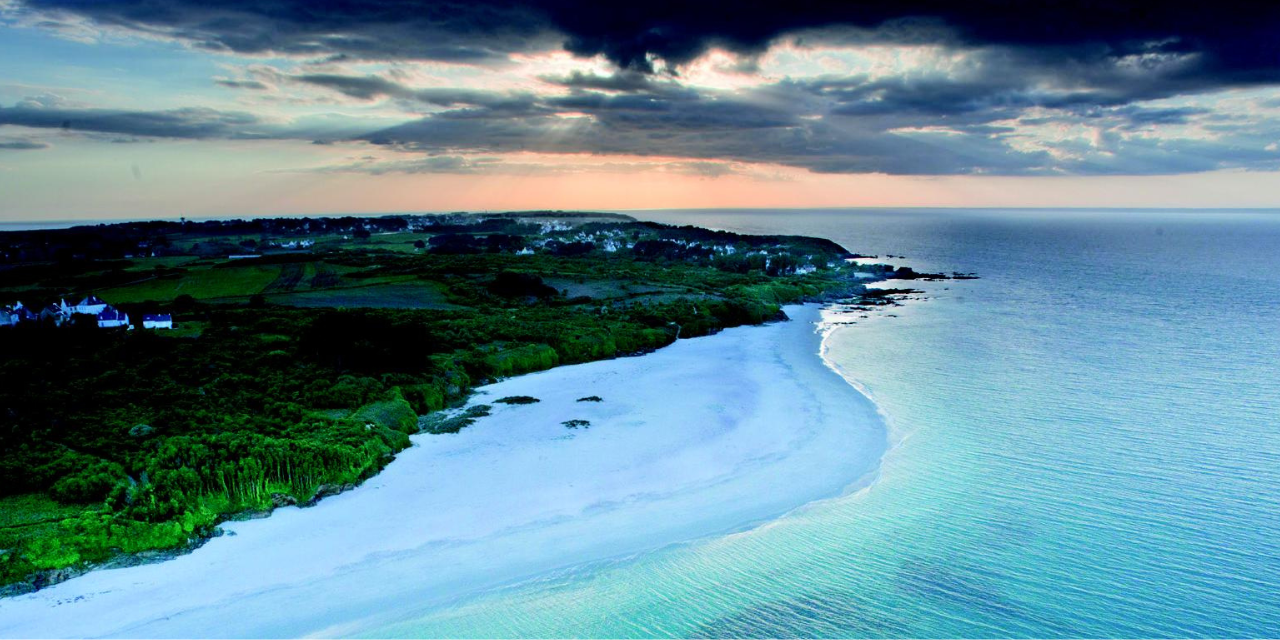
<box><xmin>0</xmin><ymin>211</ymin><xmax>926</xmax><ymax>593</ymax></box>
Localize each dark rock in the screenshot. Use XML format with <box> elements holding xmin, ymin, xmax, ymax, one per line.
<box><xmin>305</xmin><ymin>483</ymin><xmax>356</xmax><ymax>506</ymax></box>
<box><xmin>270</xmin><ymin>492</ymin><xmax>298</xmax><ymax>508</ymax></box>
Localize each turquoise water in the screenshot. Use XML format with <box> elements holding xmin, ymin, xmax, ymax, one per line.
<box><xmin>376</xmin><ymin>209</ymin><xmax>1280</xmax><ymax>638</ymax></box>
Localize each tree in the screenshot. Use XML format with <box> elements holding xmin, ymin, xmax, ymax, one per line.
<box><xmin>487</xmin><ymin>272</ymin><xmax>557</xmax><ymax>299</ymax></box>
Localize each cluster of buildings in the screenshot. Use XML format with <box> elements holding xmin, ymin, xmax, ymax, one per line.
<box><xmin>517</xmin><ymin>229</ymin><xmax>636</xmax><ymax>254</ymax></box>
<box><xmin>267</xmin><ymin>239</ymin><xmax>315</xmax><ymax>250</ymax></box>
<box><xmin>513</xmin><ymin>229</ymin><xmax>829</xmax><ymax>274</ymax></box>
<box><xmin>0</xmin><ymin>295</ymin><xmax>172</xmax><ymax>330</ymax></box>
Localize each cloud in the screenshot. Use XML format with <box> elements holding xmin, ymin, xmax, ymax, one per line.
<box><xmin>200</xmin><ymin>60</ymin><xmax>1280</xmax><ymax>177</ymax></box>
<box><xmin>337</xmin><ymin>62</ymin><xmax>1280</xmax><ymax>176</ymax></box>
<box><xmin>309</xmin><ymin>153</ymin><xmax>753</xmax><ymax>178</ymax></box>
<box><xmin>0</xmin><ymin>102</ymin><xmax>271</xmax><ymax>139</ymax></box>
<box><xmin>0</xmin><ymin>138</ymin><xmax>50</xmax><ymax>150</ymax></box>
<box><xmin>9</xmin><ymin>59</ymin><xmax>1280</xmax><ymax>177</ymax></box>
<box><xmin>359</xmin><ymin>105</ymin><xmax>1052</xmax><ymax>176</ymax></box>
<box><xmin>541</xmin><ymin>71</ymin><xmax>666</xmax><ymax>94</ymax></box>
<box><xmin>8</xmin><ymin>1</ymin><xmax>1280</xmax><ymax>178</ymax></box>
<box><xmin>290</xmin><ymin>73</ymin><xmax>538</xmax><ymax>111</ymax></box>
<box><xmin>326</xmin><ymin>154</ymin><xmax>507</xmax><ymax>175</ymax></box>
<box><xmin>214</xmin><ymin>78</ymin><xmax>271</xmax><ymax>90</ymax></box>
<box><xmin>12</xmin><ymin>0</ymin><xmax>1280</xmax><ymax>83</ymax></box>
<box><xmin>226</xmin><ymin>70</ymin><xmax>549</xmax><ymax>118</ymax></box>
<box><xmin>11</xmin><ymin>0</ymin><xmax>558</xmax><ymax>64</ymax></box>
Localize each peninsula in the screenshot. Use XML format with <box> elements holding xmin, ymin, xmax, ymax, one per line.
<box><xmin>0</xmin><ymin>212</ymin><xmax>931</xmax><ymax>595</ymax></box>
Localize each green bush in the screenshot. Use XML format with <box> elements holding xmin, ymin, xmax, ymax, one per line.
<box><xmin>352</xmin><ymin>389</ymin><xmax>418</xmax><ymax>433</ymax></box>
<box><xmin>49</xmin><ymin>459</ymin><xmax>127</xmax><ymax>505</ymax></box>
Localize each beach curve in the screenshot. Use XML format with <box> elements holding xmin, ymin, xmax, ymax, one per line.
<box><xmin>0</xmin><ymin>304</ymin><xmax>889</xmax><ymax>638</ymax></box>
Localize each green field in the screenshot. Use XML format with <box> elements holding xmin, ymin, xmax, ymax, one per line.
<box><xmin>362</xmin><ymin>231</ymin><xmax>430</xmax><ymax>253</ymax></box>
<box><xmin>97</xmin><ymin>259</ymin><xmax>389</xmax><ymax>304</ymax></box>
<box><xmin>99</xmin><ymin>263</ymin><xmax>284</xmax><ymax>303</ymax></box>
<box><xmin>541</xmin><ymin>277</ymin><xmax>685</xmax><ymax>300</ymax></box>
<box><xmin>264</xmin><ymin>282</ymin><xmax>459</xmax><ymax>309</ymax></box>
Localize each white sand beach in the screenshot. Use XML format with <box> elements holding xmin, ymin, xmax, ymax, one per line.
<box><xmin>0</xmin><ymin>304</ymin><xmax>887</xmax><ymax>638</ymax></box>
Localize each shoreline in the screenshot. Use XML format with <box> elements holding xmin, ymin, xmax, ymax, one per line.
<box><xmin>0</xmin><ymin>304</ymin><xmax>890</xmax><ymax>638</ymax></box>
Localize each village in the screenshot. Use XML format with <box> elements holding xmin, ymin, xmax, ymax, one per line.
<box><xmin>0</xmin><ymin>295</ymin><xmax>171</xmax><ymax>330</ymax></box>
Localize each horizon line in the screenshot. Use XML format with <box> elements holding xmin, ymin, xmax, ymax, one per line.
<box><xmin>4</xmin><ymin>205</ymin><xmax>1280</xmax><ymax>232</ymax></box>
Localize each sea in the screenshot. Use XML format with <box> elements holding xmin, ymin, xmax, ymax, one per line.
<box><xmin>370</xmin><ymin>208</ymin><xmax>1280</xmax><ymax>638</ymax></box>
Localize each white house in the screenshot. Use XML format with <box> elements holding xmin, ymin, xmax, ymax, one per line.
<box><xmin>72</xmin><ymin>295</ymin><xmax>108</xmax><ymax>316</ymax></box>
<box><xmin>142</xmin><ymin>313</ymin><xmax>173</xmax><ymax>330</ymax></box>
<box><xmin>1</xmin><ymin>302</ymin><xmax>41</xmax><ymax>325</ymax></box>
<box><xmin>96</xmin><ymin>306</ymin><xmax>130</xmax><ymax>329</ymax></box>
<box><xmin>2</xmin><ymin>294</ymin><xmax>163</xmax><ymax>330</ymax></box>
<box><xmin>40</xmin><ymin>303</ymin><xmax>68</xmax><ymax>325</ymax></box>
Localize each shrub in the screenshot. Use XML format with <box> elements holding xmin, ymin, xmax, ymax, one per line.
<box><xmin>352</xmin><ymin>389</ymin><xmax>418</xmax><ymax>433</ymax></box>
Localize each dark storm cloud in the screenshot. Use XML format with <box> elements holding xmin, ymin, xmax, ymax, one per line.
<box><xmin>10</xmin><ymin>0</ymin><xmax>1280</xmax><ymax>176</ymax></box>
<box><xmin>14</xmin><ymin>0</ymin><xmax>1280</xmax><ymax>81</ymax></box>
<box><xmin>281</xmin><ymin>70</ymin><xmax>785</xmax><ymax>128</ymax></box>
<box><xmin>355</xmin><ymin>101</ymin><xmax>1280</xmax><ymax>176</ymax></box>
<box><xmin>211</xmin><ymin>66</ymin><xmax>1278</xmax><ymax>176</ymax></box>
<box><xmin>360</xmin><ymin>99</ymin><xmax>1055</xmax><ymax>175</ymax></box>
<box><xmin>783</xmin><ymin>48</ymin><xmax>1260</xmax><ymax>128</ymax></box>
<box><xmin>15</xmin><ymin>0</ymin><xmax>554</xmax><ymax>63</ymax></box>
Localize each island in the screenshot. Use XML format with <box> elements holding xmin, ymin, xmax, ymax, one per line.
<box><xmin>0</xmin><ymin>211</ymin><xmax>936</xmax><ymax>594</ymax></box>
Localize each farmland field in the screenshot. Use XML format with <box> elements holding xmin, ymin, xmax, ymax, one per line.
<box><xmin>264</xmin><ymin>282</ymin><xmax>459</xmax><ymax>309</ymax></box>
<box><xmin>99</xmin><ymin>263</ymin><xmax>283</xmax><ymax>303</ymax></box>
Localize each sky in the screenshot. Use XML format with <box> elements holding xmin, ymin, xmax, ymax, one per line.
<box><xmin>3</xmin><ymin>0</ymin><xmax>1280</xmax><ymax>220</ymax></box>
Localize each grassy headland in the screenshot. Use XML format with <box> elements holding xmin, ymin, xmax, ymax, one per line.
<box><xmin>0</xmin><ymin>211</ymin><xmax>939</xmax><ymax>592</ymax></box>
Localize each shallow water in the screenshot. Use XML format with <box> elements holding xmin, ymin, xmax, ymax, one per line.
<box><xmin>374</xmin><ymin>208</ymin><xmax>1280</xmax><ymax>638</ymax></box>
